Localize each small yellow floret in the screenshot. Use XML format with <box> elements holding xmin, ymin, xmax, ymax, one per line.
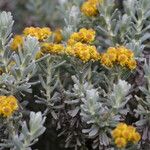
<box><xmin>115</xmin><ymin>137</ymin><xmax>127</xmax><ymax>148</ymax></box>
<box><xmin>127</xmin><ymin>60</ymin><xmax>137</xmax><ymax>70</ymax></box>
<box><xmin>118</xmin><ymin>54</ymin><xmax>128</xmax><ymax>67</ymax></box>
<box><xmin>10</xmin><ymin>35</ymin><xmax>23</xmax><ymax>51</ymax></box>
<box><xmin>78</xmin><ymin>28</ymin><xmax>96</xmax><ymax>43</ymax></box>
<box><xmin>132</xmin><ymin>132</ymin><xmax>141</xmax><ymax>143</ymax></box>
<box><xmin>70</xmin><ymin>32</ymin><xmax>81</xmax><ymax>42</ymax></box>
<box><xmin>54</xmin><ymin>29</ymin><xmax>63</xmax><ymax>43</ymax></box>
<box><xmin>2</xmin><ymin>106</ymin><xmax>13</xmax><ymax>117</ymax></box>
<box><xmin>81</xmin><ymin>0</ymin><xmax>102</xmax><ymax>17</ymax></box>
<box><xmin>101</xmin><ymin>53</ymin><xmax>113</xmax><ymax>68</ymax></box>
<box><xmin>7</xmin><ymin>96</ymin><xmax>18</xmax><ymax>111</ymax></box>
<box><xmin>116</xmin><ymin>123</ymin><xmax>128</xmax><ymax>130</ymax></box>
<box><xmin>112</xmin><ymin>129</ymin><xmax>122</xmax><ymax>139</ymax></box>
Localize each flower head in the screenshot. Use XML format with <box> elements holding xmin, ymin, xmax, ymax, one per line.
<box><xmin>112</xmin><ymin>123</ymin><xmax>141</xmax><ymax>148</ymax></box>
<box><xmin>81</xmin><ymin>0</ymin><xmax>103</xmax><ymax>17</ymax></box>
<box><xmin>100</xmin><ymin>46</ymin><xmax>137</xmax><ymax>70</ymax></box>
<box><xmin>115</xmin><ymin>137</ymin><xmax>127</xmax><ymax>148</ymax></box>
<box><xmin>65</xmin><ymin>28</ymin><xmax>99</xmax><ymax>62</ymax></box>
<box><xmin>68</xmin><ymin>28</ymin><xmax>96</xmax><ymax>44</ymax></box>
<box><xmin>0</xmin><ymin>96</ymin><xmax>18</xmax><ymax>118</ymax></box>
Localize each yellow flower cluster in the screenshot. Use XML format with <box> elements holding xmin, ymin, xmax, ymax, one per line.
<box><xmin>41</xmin><ymin>43</ymin><xmax>64</xmax><ymax>54</ymax></box>
<box><xmin>23</xmin><ymin>27</ymin><xmax>52</xmax><ymax>41</ymax></box>
<box><xmin>66</xmin><ymin>28</ymin><xmax>100</xmax><ymax>62</ymax></box>
<box><xmin>11</xmin><ymin>27</ymin><xmax>63</xmax><ymax>51</ymax></box>
<box><xmin>101</xmin><ymin>46</ymin><xmax>137</xmax><ymax>70</ymax></box>
<box><xmin>81</xmin><ymin>0</ymin><xmax>103</xmax><ymax>17</ymax></box>
<box><xmin>66</xmin><ymin>42</ymin><xmax>100</xmax><ymax>62</ymax></box>
<box><xmin>10</xmin><ymin>35</ymin><xmax>23</xmax><ymax>51</ymax></box>
<box><xmin>0</xmin><ymin>96</ymin><xmax>18</xmax><ymax>117</ymax></box>
<box><xmin>36</xmin><ymin>42</ymin><xmax>65</xmax><ymax>59</ymax></box>
<box><xmin>112</xmin><ymin>123</ymin><xmax>141</xmax><ymax>148</ymax></box>
<box><xmin>68</xmin><ymin>28</ymin><xmax>96</xmax><ymax>45</ymax></box>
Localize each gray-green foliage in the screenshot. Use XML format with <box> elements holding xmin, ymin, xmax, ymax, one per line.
<box><xmin>1</xmin><ymin>0</ymin><xmax>150</xmax><ymax>149</ymax></box>
<box><xmin>80</xmin><ymin>79</ymin><xmax>131</xmax><ymax>149</ymax></box>
<box><xmin>37</xmin><ymin>55</ymin><xmax>66</xmax><ymax>119</ymax></box>
<box><xmin>57</xmin><ymin>76</ymin><xmax>92</xmax><ymax>149</ymax></box>
<box><xmin>0</xmin><ymin>11</ymin><xmax>14</xmax><ymax>75</ymax></box>
<box><xmin>13</xmin><ymin>112</ymin><xmax>46</xmax><ymax>150</ymax></box>
<box><xmin>0</xmin><ymin>11</ymin><xmax>41</xmax><ymax>95</ymax></box>
<box><xmin>110</xmin><ymin>79</ymin><xmax>131</xmax><ymax>109</ymax></box>
<box><xmin>96</xmin><ymin>0</ymin><xmax>119</xmax><ymax>47</ymax></box>
<box><xmin>124</xmin><ymin>0</ymin><xmax>150</xmax><ymax>56</ymax></box>
<box><xmin>59</xmin><ymin>0</ymin><xmax>82</xmax><ymax>40</ymax></box>
<box><xmin>81</xmin><ymin>88</ymin><xmax>112</xmax><ymax>148</ymax></box>
<box><xmin>0</xmin><ymin>112</ymin><xmax>46</xmax><ymax>150</ymax></box>
<box><xmin>0</xmin><ymin>11</ymin><xmax>13</xmax><ymax>48</ymax></box>
<box><xmin>11</xmin><ymin>36</ymin><xmax>40</xmax><ymax>94</ymax></box>
<box><xmin>135</xmin><ymin>60</ymin><xmax>150</xmax><ymax>144</ymax></box>
<box><xmin>0</xmin><ymin>11</ymin><xmax>46</xmax><ymax>150</ymax></box>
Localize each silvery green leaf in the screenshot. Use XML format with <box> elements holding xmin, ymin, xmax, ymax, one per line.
<box><xmin>145</xmin><ymin>10</ymin><xmax>150</xmax><ymax>18</ymax></box>
<box><xmin>31</xmin><ymin>127</ymin><xmax>46</xmax><ymax>141</ymax></box>
<box><xmin>12</xmin><ymin>111</ymin><xmax>46</xmax><ymax>150</ymax></box>
<box><xmin>23</xmin><ymin>36</ymin><xmax>40</xmax><ymax>58</ymax></box>
<box><xmin>22</xmin><ymin>63</ymin><xmax>36</xmax><ymax>78</ymax></box>
<box><xmin>139</xmin><ymin>87</ymin><xmax>150</xmax><ymax>95</ymax></box>
<box><xmin>68</xmin><ymin>107</ymin><xmax>80</xmax><ymax>117</ymax></box>
<box><xmin>16</xmin><ymin>84</ymin><xmax>32</xmax><ymax>93</ymax></box>
<box><xmin>0</xmin><ymin>11</ymin><xmax>14</xmax><ymax>46</ymax></box>
<box><xmin>21</xmin><ymin>122</ymin><xmax>30</xmax><ymax>138</ymax></box>
<box><xmin>82</xmin><ymin>129</ymin><xmax>91</xmax><ymax>134</ymax></box>
<box><xmin>101</xmin><ymin>132</ymin><xmax>110</xmax><ymax>146</ymax></box>
<box><xmin>29</xmin><ymin>112</ymin><xmax>46</xmax><ymax>133</ymax></box>
<box><xmin>111</xmin><ymin>79</ymin><xmax>131</xmax><ymax>108</ymax></box>
<box><xmin>13</xmin><ymin>135</ymin><xmax>24</xmax><ymax>150</ymax></box>
<box><xmin>65</xmin><ymin>99</ymin><xmax>80</xmax><ymax>104</ymax></box>
<box><xmin>51</xmin><ymin>110</ymin><xmax>58</xmax><ymax>120</ymax></box>
<box><xmin>89</xmin><ymin>127</ymin><xmax>99</xmax><ymax>138</ymax></box>
<box><xmin>97</xmin><ymin>131</ymin><xmax>110</xmax><ymax>147</ymax></box>
<box><xmin>141</xmin><ymin>33</ymin><xmax>150</xmax><ymax>43</ymax></box>
<box><xmin>135</xmin><ymin>119</ymin><xmax>147</xmax><ymax>126</ymax></box>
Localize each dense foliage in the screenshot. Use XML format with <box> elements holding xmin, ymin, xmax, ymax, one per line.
<box><xmin>0</xmin><ymin>0</ymin><xmax>150</xmax><ymax>150</ymax></box>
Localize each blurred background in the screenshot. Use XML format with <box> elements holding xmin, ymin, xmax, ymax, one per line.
<box><xmin>0</xmin><ymin>0</ymin><xmax>64</xmax><ymax>33</ymax></box>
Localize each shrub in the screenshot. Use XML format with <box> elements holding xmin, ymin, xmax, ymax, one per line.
<box><xmin>0</xmin><ymin>0</ymin><xmax>150</xmax><ymax>149</ymax></box>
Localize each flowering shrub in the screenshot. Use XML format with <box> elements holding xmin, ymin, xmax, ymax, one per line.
<box><xmin>0</xmin><ymin>0</ymin><xmax>150</xmax><ymax>150</ymax></box>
